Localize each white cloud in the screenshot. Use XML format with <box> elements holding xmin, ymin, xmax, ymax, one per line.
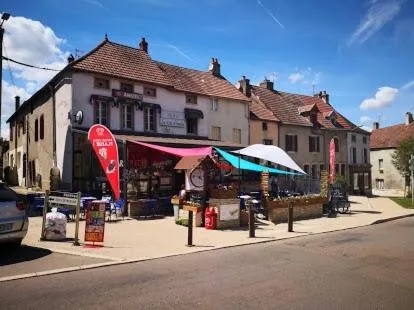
<box><xmin>1</xmin><ymin>81</ymin><xmax>31</xmax><ymax>139</ymax></box>
<box><xmin>360</xmin><ymin>86</ymin><xmax>399</xmax><ymax>110</ymax></box>
<box><xmin>288</xmin><ymin>73</ymin><xmax>304</xmax><ymax>84</ymax></box>
<box><xmin>360</xmin><ymin>125</ymin><xmax>373</xmax><ymax>132</ymax></box>
<box><xmin>400</xmin><ymin>80</ymin><xmax>414</xmax><ymax>91</ymax></box>
<box><xmin>1</xmin><ymin>16</ymin><xmax>68</xmax><ymax>139</ymax></box>
<box><xmin>165</xmin><ymin>43</ymin><xmax>192</xmax><ymax>61</ymax></box>
<box><xmin>288</xmin><ymin>68</ymin><xmax>321</xmax><ymax>86</ymax></box>
<box><xmin>348</xmin><ymin>0</ymin><xmax>401</xmax><ymax>45</ymax></box>
<box><xmin>360</xmin><ymin>116</ymin><xmax>372</xmax><ymax>124</ymax></box>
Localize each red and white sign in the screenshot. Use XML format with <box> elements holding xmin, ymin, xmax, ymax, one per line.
<box><xmin>84</xmin><ymin>201</ymin><xmax>106</xmax><ymax>243</ymax></box>
<box><xmin>329</xmin><ymin>138</ymin><xmax>335</xmax><ymax>183</ymax></box>
<box><xmin>88</xmin><ymin>124</ymin><xmax>120</xmax><ymax>199</ymax></box>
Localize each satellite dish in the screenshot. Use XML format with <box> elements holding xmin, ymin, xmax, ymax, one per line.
<box><xmin>74</xmin><ymin>110</ymin><xmax>83</xmax><ymax>124</ymax></box>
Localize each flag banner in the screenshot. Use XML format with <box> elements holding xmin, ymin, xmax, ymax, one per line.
<box><xmin>88</xmin><ymin>124</ymin><xmax>120</xmax><ymax>199</ymax></box>
<box><xmin>329</xmin><ymin>138</ymin><xmax>335</xmax><ymax>183</ymax></box>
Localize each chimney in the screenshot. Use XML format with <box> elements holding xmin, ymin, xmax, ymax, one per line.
<box><xmin>15</xmin><ymin>96</ymin><xmax>20</xmax><ymax>111</ymax></box>
<box><xmin>238</xmin><ymin>76</ymin><xmax>251</xmax><ymax>97</ymax></box>
<box><xmin>139</xmin><ymin>37</ymin><xmax>148</xmax><ymax>53</ymax></box>
<box><xmin>67</xmin><ymin>54</ymin><xmax>75</xmax><ymax>64</ymax></box>
<box><xmin>319</xmin><ymin>90</ymin><xmax>330</xmax><ymax>104</ymax></box>
<box><xmin>208</xmin><ymin>58</ymin><xmax>221</xmax><ymax>77</ymax></box>
<box><xmin>405</xmin><ymin>112</ymin><xmax>413</xmax><ymax>125</ymax></box>
<box><xmin>373</xmin><ymin>122</ymin><xmax>379</xmax><ymax>130</ymax></box>
<box><xmin>259</xmin><ymin>78</ymin><xmax>274</xmax><ymax>91</ymax></box>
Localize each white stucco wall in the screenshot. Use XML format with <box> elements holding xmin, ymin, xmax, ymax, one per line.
<box><xmin>347</xmin><ymin>132</ymin><xmax>370</xmax><ymax>164</ymax></box>
<box><xmin>72</xmin><ymin>73</ymin><xmax>249</xmax><ymax>144</ymax></box>
<box><xmin>55</xmin><ymin>78</ymin><xmax>73</xmax><ymax>189</ymax></box>
<box><xmin>370</xmin><ymin>148</ymin><xmax>405</xmax><ymax>195</ymax></box>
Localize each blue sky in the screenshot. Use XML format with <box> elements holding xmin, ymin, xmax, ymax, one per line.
<box><xmin>1</xmin><ymin>0</ymin><xmax>414</xmax><ymax>137</ymax></box>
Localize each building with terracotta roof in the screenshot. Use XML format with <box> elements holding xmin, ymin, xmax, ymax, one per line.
<box><xmin>5</xmin><ymin>37</ymin><xmax>249</xmax><ymax>193</ymax></box>
<box><xmin>238</xmin><ymin>77</ymin><xmax>371</xmax><ymax>194</ymax></box>
<box><xmin>370</xmin><ymin>113</ymin><xmax>414</xmax><ymax>196</ymax></box>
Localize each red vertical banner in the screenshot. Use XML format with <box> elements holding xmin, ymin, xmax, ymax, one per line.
<box><xmin>88</xmin><ymin>124</ymin><xmax>120</xmax><ymax>199</ymax></box>
<box><xmin>329</xmin><ymin>138</ymin><xmax>336</xmax><ymax>184</ymax></box>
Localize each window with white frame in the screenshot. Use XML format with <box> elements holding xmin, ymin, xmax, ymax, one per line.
<box><xmin>379</xmin><ymin>159</ymin><xmax>383</xmax><ymax>171</ymax></box>
<box><xmin>232</xmin><ymin>128</ymin><xmax>241</xmax><ymax>144</ymax></box>
<box><xmin>144</xmin><ymin>107</ymin><xmax>156</xmax><ymax>132</ymax></box>
<box><xmin>211</xmin><ymin>98</ymin><xmax>218</xmax><ymax>111</ymax></box>
<box><xmin>309</xmin><ymin>136</ymin><xmax>320</xmax><ymax>152</ymax></box>
<box><xmin>94</xmin><ymin>100</ymin><xmax>108</xmax><ymax>126</ymax></box>
<box><xmin>211</xmin><ymin>126</ymin><xmax>221</xmax><ymax>141</ymax></box>
<box><xmin>285</xmin><ymin>134</ymin><xmax>298</xmax><ymax>152</ymax></box>
<box><xmin>121</xmin><ymin>104</ymin><xmax>133</xmax><ymax>130</ymax></box>
<box><xmin>376</xmin><ymin>179</ymin><xmax>384</xmax><ymax>189</ymax></box>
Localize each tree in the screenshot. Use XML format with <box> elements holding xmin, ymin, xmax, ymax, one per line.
<box><xmin>391</xmin><ymin>137</ymin><xmax>414</xmax><ymax>185</ymax></box>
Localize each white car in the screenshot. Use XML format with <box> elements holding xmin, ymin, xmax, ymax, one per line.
<box><xmin>0</xmin><ymin>182</ymin><xmax>28</xmax><ymax>248</ymax></box>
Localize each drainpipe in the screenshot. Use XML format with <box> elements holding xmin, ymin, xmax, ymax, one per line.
<box><xmin>49</xmin><ymin>84</ymin><xmax>57</xmax><ymax>167</ymax></box>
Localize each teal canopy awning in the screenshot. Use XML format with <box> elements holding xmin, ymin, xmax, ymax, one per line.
<box><xmin>214</xmin><ymin>148</ymin><xmax>302</xmax><ymax>175</ymax></box>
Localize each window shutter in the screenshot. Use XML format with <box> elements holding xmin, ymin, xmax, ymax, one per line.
<box><xmin>294</xmin><ymin>135</ymin><xmax>298</xmax><ymax>152</ymax></box>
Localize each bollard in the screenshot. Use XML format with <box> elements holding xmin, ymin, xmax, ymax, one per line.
<box><xmin>187</xmin><ymin>210</ymin><xmax>194</xmax><ymax>246</ymax></box>
<box><xmin>248</xmin><ymin>201</ymin><xmax>255</xmax><ymax>238</ymax></box>
<box><xmin>288</xmin><ymin>203</ymin><xmax>293</xmax><ymax>232</ymax></box>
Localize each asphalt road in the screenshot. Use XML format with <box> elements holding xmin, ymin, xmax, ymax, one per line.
<box><xmin>0</xmin><ymin>245</ymin><xmax>108</xmax><ymax>278</ymax></box>
<box><xmin>1</xmin><ymin>217</ymin><xmax>414</xmax><ymax>310</ymax></box>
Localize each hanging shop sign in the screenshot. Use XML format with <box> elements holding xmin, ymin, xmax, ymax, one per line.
<box><xmin>84</xmin><ymin>201</ymin><xmax>106</xmax><ymax>243</ymax></box>
<box><xmin>112</xmin><ymin>89</ymin><xmax>143</xmax><ymax>101</ymax></box>
<box><xmin>88</xmin><ymin>124</ymin><xmax>120</xmax><ymax>199</ymax></box>
<box><xmin>160</xmin><ymin>110</ymin><xmax>185</xmax><ymax>128</ymax></box>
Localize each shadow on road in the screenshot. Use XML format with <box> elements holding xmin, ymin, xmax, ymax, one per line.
<box><xmin>0</xmin><ymin>245</ymin><xmax>52</xmax><ymax>266</ymax></box>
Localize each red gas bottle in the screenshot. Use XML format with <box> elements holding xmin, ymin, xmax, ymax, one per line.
<box><xmin>205</xmin><ymin>207</ymin><xmax>217</xmax><ymax>230</ymax></box>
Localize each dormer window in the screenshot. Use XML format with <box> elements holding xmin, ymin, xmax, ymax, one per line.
<box><xmin>310</xmin><ymin>112</ymin><xmax>317</xmax><ymax>124</ymax></box>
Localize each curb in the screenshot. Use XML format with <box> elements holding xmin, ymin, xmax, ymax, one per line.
<box><xmin>371</xmin><ymin>213</ymin><xmax>414</xmax><ymax>225</ymax></box>
<box><xmin>2</xmin><ymin>214</ymin><xmax>413</xmax><ymax>283</ymax></box>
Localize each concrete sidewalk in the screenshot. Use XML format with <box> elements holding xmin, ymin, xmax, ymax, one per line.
<box><xmin>22</xmin><ymin>196</ymin><xmax>414</xmax><ymax>262</ymax></box>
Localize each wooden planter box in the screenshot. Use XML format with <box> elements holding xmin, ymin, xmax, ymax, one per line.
<box><xmin>209</xmin><ymin>188</ymin><xmax>238</xmax><ymax>199</ymax></box>
<box><xmin>267</xmin><ymin>196</ymin><xmax>325</xmax><ymax>224</ymax></box>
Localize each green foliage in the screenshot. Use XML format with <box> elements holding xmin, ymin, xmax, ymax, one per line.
<box><xmin>390</xmin><ymin>197</ymin><xmax>414</xmax><ymax>209</ymax></box>
<box><xmin>391</xmin><ymin>137</ymin><xmax>414</xmax><ymax>178</ymax></box>
<box><xmin>175</xmin><ymin>218</ymin><xmax>189</xmax><ymax>227</ymax></box>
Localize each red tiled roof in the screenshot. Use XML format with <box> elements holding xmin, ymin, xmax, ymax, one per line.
<box><xmin>251</xmin><ymin>86</ymin><xmax>311</xmax><ymax>126</ymax></box>
<box><xmin>72</xmin><ymin>40</ymin><xmax>172</xmax><ymax>86</ymax></box>
<box><xmin>297</xmin><ymin>104</ymin><xmax>318</xmax><ymax>114</ymax></box>
<box><xmin>156</xmin><ymin>62</ymin><xmax>248</xmax><ymax>102</ymax></box>
<box><xmin>371</xmin><ymin>123</ymin><xmax>414</xmax><ymax>149</ymax></box>
<box><xmin>71</xmin><ymin>39</ymin><xmax>249</xmax><ymax>102</ymax></box>
<box><xmin>295</xmin><ymin>94</ymin><xmax>353</xmax><ymax>129</ymax></box>
<box><xmin>249</xmin><ymin>99</ymin><xmax>279</xmax><ymax>122</ymax></box>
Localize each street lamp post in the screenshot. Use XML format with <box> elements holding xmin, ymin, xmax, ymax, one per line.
<box><xmin>0</xmin><ymin>13</ymin><xmax>10</xmax><ymax>140</ymax></box>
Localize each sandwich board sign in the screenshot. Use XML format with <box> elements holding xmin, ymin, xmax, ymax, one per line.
<box><xmin>84</xmin><ymin>201</ymin><xmax>106</xmax><ymax>245</ymax></box>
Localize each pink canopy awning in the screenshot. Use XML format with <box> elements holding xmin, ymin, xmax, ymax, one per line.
<box><xmin>130</xmin><ymin>141</ymin><xmax>212</xmax><ymax>157</ymax></box>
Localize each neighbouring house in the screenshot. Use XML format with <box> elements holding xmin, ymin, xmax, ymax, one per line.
<box><xmin>5</xmin><ymin>37</ymin><xmax>250</xmax><ymax>194</ymax></box>
<box><xmin>370</xmin><ymin>112</ymin><xmax>414</xmax><ymax>196</ymax></box>
<box><xmin>237</xmin><ymin>77</ymin><xmax>371</xmax><ymax>194</ymax></box>
<box><xmin>248</xmin><ymin>80</ymin><xmax>280</xmax><ymax>146</ymax></box>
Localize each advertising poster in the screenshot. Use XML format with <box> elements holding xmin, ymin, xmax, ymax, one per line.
<box><xmin>85</xmin><ymin>201</ymin><xmax>106</xmax><ymax>243</ymax></box>
<box><xmin>88</xmin><ymin>124</ymin><xmax>120</xmax><ymax>199</ymax></box>
<box><xmin>219</xmin><ymin>204</ymin><xmax>240</xmax><ymax>221</ymax></box>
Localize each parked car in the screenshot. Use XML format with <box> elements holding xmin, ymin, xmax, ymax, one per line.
<box><xmin>0</xmin><ymin>182</ymin><xmax>28</xmax><ymax>248</ymax></box>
